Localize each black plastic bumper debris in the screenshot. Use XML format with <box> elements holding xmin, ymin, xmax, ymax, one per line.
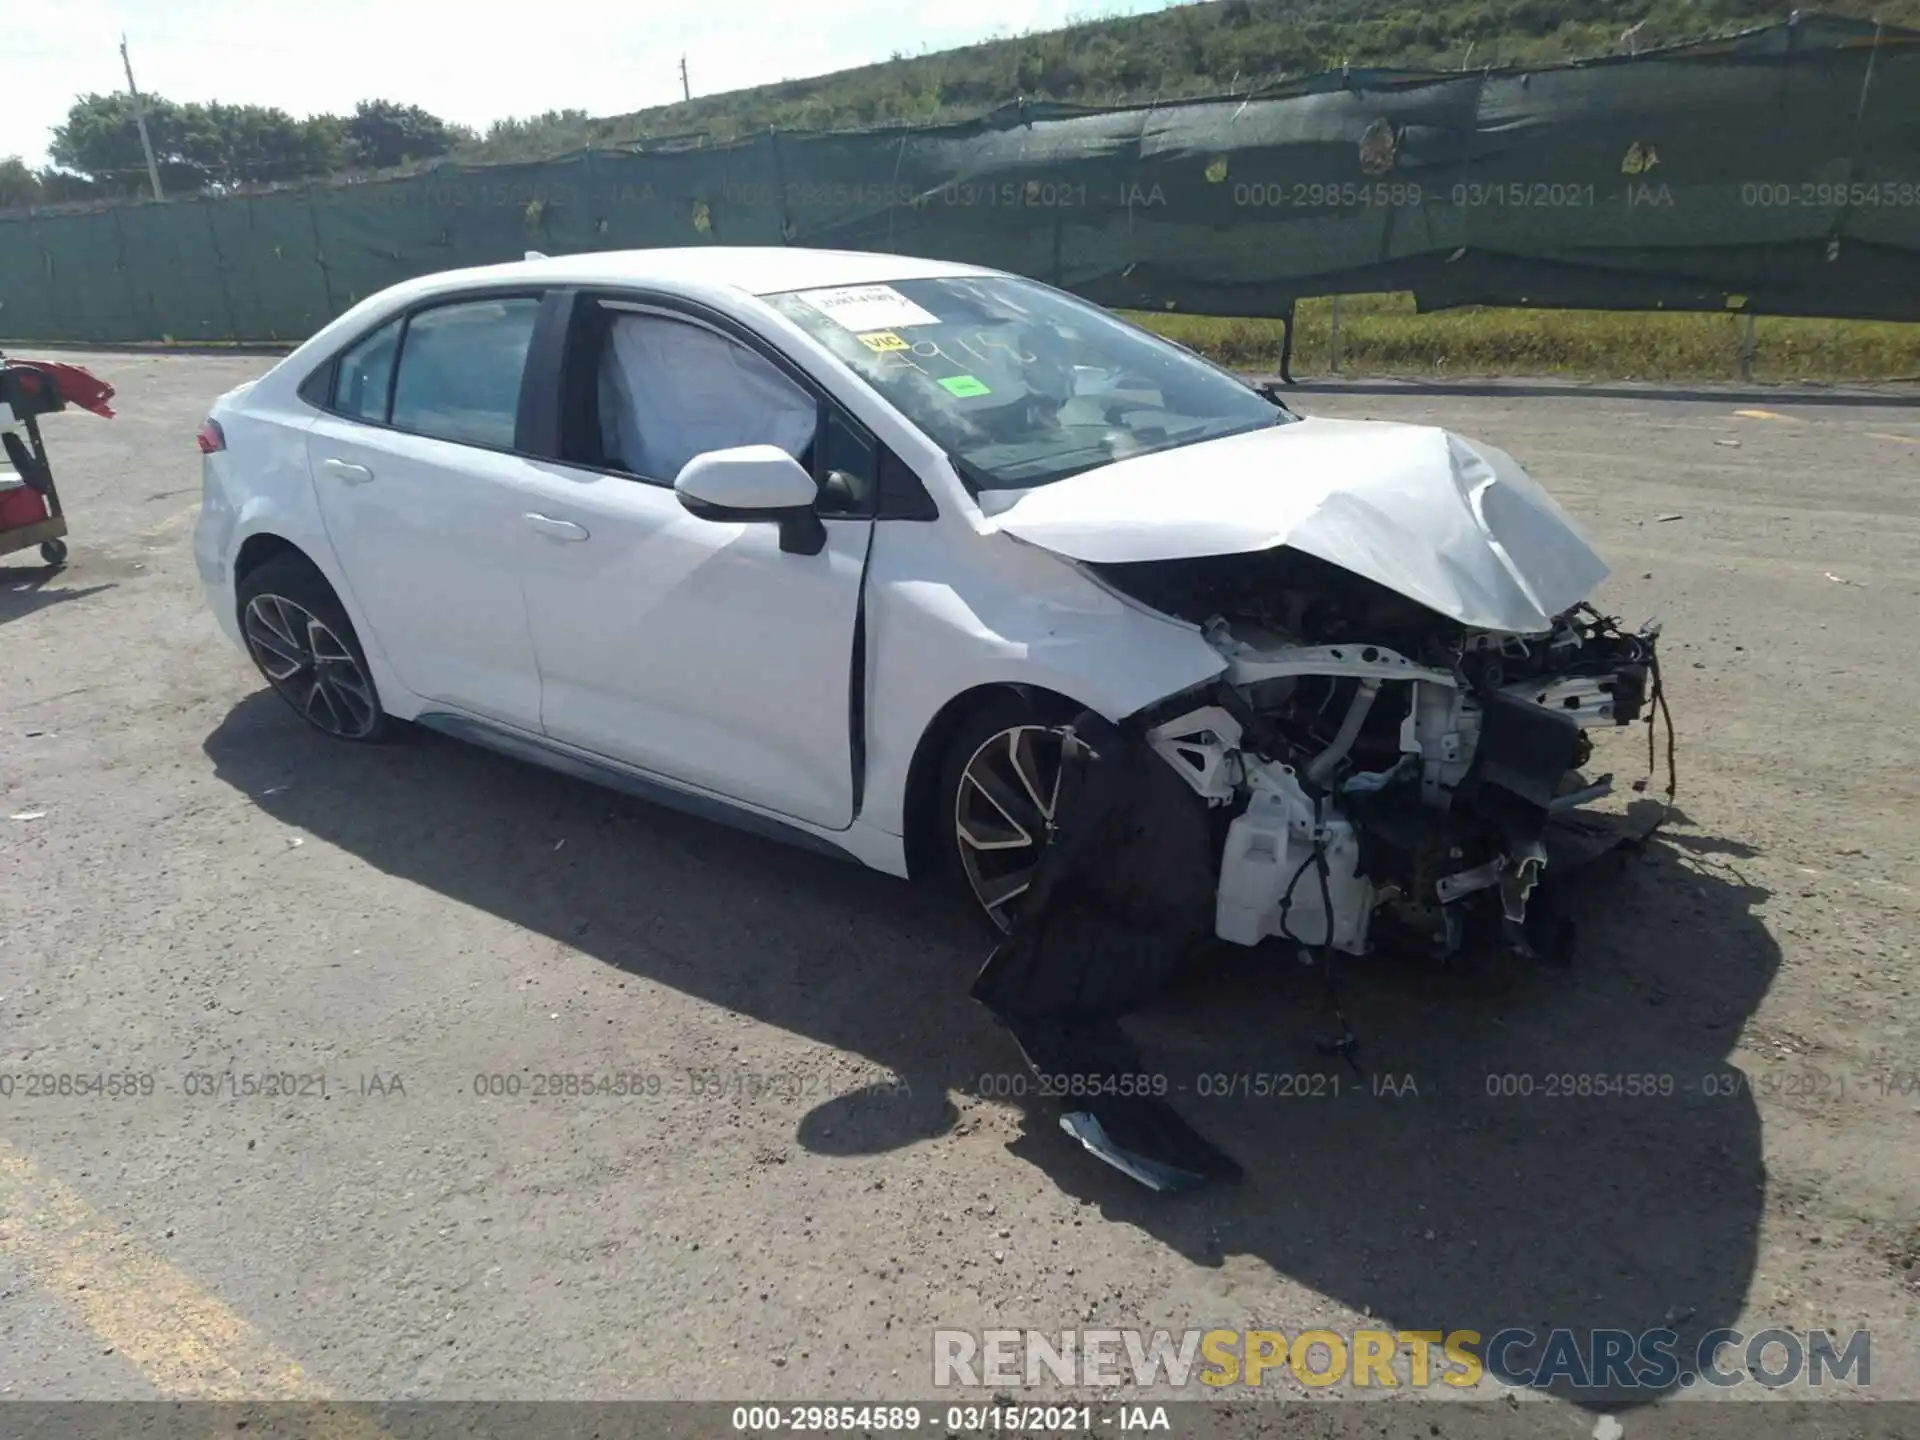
<box><xmin>970</xmin><ymin>712</ymin><xmax>1242</xmax><ymax>1192</ymax></box>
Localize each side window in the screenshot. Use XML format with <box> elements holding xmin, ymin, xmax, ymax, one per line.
<box><xmin>592</xmin><ymin>311</ymin><xmax>817</xmax><ymax>483</ymax></box>
<box><xmin>876</xmin><ymin>446</ymin><xmax>939</xmax><ymax>521</ymax></box>
<box><xmin>390</xmin><ymin>297</ymin><xmax>540</xmax><ymax>448</ymax></box>
<box><xmin>815</xmin><ymin>409</ymin><xmax>875</xmax><ymax>517</ymax></box>
<box><xmin>333</xmin><ymin>317</ymin><xmax>401</xmax><ymax>422</ymax></box>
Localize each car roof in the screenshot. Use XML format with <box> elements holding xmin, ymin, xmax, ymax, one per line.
<box><xmin>377</xmin><ymin>247</ymin><xmax>996</xmax><ymax>309</ymax></box>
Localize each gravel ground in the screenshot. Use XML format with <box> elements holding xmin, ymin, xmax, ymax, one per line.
<box><xmin>2</xmin><ymin>355</ymin><xmax>1918</xmax><ymax>1437</ymax></box>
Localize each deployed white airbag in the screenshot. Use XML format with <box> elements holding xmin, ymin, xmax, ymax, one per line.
<box><xmin>599</xmin><ymin>314</ymin><xmax>817</xmax><ymax>481</ymax></box>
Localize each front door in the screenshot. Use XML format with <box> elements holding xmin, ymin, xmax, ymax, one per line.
<box><xmin>516</xmin><ymin>303</ymin><xmax>872</xmax><ymax>831</ymax></box>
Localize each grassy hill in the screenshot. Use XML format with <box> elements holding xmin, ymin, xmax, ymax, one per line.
<box><xmin>465</xmin><ymin>0</ymin><xmax>1920</xmax><ymax>161</ymax></box>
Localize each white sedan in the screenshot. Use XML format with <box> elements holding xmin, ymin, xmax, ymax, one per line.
<box><xmin>195</xmin><ymin>247</ymin><xmax>1662</xmax><ymax>955</ymax></box>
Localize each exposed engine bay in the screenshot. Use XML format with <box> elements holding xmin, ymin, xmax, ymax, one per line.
<box><xmin>970</xmin><ymin>544</ymin><xmax>1674</xmax><ymax>1195</ymax></box>
<box><xmin>1102</xmin><ymin>546</ymin><xmax>1672</xmax><ymax>959</ymax></box>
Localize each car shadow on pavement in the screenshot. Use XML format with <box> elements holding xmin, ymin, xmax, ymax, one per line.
<box><xmin>1013</xmin><ymin>835</ymin><xmax>1779</xmax><ymax>1407</ymax></box>
<box><xmin>205</xmin><ymin>692</ymin><xmax>1777</xmax><ymax>1411</ymax></box>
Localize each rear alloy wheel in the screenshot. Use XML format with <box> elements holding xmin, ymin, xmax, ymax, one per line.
<box><xmin>238</xmin><ymin>555</ymin><xmax>388</xmax><ymax>742</ymax></box>
<box><xmin>950</xmin><ymin>716</ymin><xmax>1071</xmax><ymax>933</ymax></box>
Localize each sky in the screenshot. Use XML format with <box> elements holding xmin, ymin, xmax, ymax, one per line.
<box><xmin>2</xmin><ymin>0</ymin><xmax>1185</xmax><ymax>168</ymax></box>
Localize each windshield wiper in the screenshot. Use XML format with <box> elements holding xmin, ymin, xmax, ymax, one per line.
<box><xmin>947</xmin><ymin>452</ymin><xmax>997</xmax><ymax>494</ymax></box>
<box><xmin>1254</xmin><ymin>381</ymin><xmax>1299</xmax><ymax>417</ymax></box>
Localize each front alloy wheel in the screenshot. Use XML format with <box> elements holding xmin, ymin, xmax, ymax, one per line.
<box><xmin>243</xmin><ymin>593</ymin><xmax>380</xmax><ymax>739</ymax></box>
<box><xmin>953</xmin><ymin>723</ymin><xmax>1069</xmax><ymax>932</ymax></box>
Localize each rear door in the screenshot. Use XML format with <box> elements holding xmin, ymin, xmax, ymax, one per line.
<box><xmin>304</xmin><ymin>292</ymin><xmax>548</xmax><ymax>730</ymax></box>
<box><xmin>514</xmin><ymin>295</ymin><xmax>875</xmax><ymax>830</ymax></box>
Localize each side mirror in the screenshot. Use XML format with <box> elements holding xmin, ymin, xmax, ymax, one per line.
<box><xmin>674</xmin><ymin>445</ymin><xmax>825</xmax><ymax>555</ymax></box>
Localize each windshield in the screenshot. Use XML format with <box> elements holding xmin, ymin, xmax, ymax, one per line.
<box><xmin>764</xmin><ymin>275</ymin><xmax>1290</xmax><ymax>490</ymax></box>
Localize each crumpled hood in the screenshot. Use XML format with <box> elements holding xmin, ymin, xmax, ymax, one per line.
<box><xmin>989</xmin><ymin>417</ymin><xmax>1610</xmax><ymax>634</ymax></box>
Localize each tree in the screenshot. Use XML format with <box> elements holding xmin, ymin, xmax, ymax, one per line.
<box><xmin>34</xmin><ymin>169</ymin><xmax>105</xmax><ymax>203</ymax></box>
<box><xmin>175</xmin><ymin>102</ymin><xmax>345</xmax><ymax>186</ymax></box>
<box><xmin>344</xmin><ymin>100</ymin><xmax>459</xmax><ymax>170</ymax></box>
<box><xmin>47</xmin><ymin>92</ymin><xmax>342</xmax><ymax>193</ymax></box>
<box><xmin>48</xmin><ymin>92</ymin><xmax>196</xmax><ymax>191</ymax></box>
<box><xmin>0</xmin><ymin>156</ymin><xmax>41</xmax><ymax>208</ymax></box>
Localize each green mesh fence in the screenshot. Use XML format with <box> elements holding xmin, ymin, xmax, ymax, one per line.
<box><xmin>2</xmin><ymin>16</ymin><xmax>1916</xmax><ymax>342</ymax></box>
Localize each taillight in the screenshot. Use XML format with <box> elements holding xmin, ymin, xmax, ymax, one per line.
<box><xmin>196</xmin><ymin>419</ymin><xmax>226</xmax><ymax>454</ymax></box>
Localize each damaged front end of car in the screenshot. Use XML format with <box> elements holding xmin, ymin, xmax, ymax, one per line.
<box><xmin>1116</xmin><ymin>545</ymin><xmax>1672</xmax><ymax>964</ymax></box>
<box><xmin>972</xmin><ymin>422</ymin><xmax>1675</xmax><ymax>1193</ymax></box>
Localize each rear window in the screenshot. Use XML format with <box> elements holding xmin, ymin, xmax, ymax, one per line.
<box><xmin>389</xmin><ymin>297</ymin><xmax>541</xmax><ymax>448</ymax></box>
<box><xmin>332</xmin><ymin>318</ymin><xmax>401</xmax><ymax>422</ymax></box>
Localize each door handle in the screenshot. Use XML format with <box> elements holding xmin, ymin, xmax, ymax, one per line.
<box><xmin>319</xmin><ymin>457</ymin><xmax>374</xmax><ymax>484</ymax></box>
<box><xmin>523</xmin><ymin>512</ymin><xmax>590</xmax><ymax>542</ymax></box>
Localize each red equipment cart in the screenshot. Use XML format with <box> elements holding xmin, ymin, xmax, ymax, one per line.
<box><xmin>1</xmin><ymin>356</ymin><xmax>116</xmax><ymax>568</ymax></box>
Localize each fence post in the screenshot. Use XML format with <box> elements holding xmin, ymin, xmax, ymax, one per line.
<box><xmin>305</xmin><ymin>188</ymin><xmax>338</xmax><ymax>319</ymax></box>
<box><xmin>201</xmin><ymin>197</ymin><xmax>240</xmax><ymax>342</ymax></box>
<box><xmin>1330</xmin><ymin>295</ymin><xmax>1343</xmax><ymax>373</ymax></box>
<box><xmin>768</xmin><ymin>128</ymin><xmax>791</xmax><ymax>245</ymax></box>
<box><xmin>1738</xmin><ymin>312</ymin><xmax>1757</xmax><ymax>382</ymax></box>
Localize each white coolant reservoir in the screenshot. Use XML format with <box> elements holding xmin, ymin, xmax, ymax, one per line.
<box><xmin>1215</xmin><ymin>765</ymin><xmax>1374</xmax><ymax>953</ymax></box>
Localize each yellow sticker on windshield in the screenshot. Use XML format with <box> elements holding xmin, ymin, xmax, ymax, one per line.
<box><xmin>858</xmin><ymin>331</ymin><xmax>909</xmax><ymax>352</ymax></box>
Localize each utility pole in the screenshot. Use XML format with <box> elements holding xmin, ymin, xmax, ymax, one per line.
<box><xmin>119</xmin><ymin>35</ymin><xmax>165</xmax><ymax>202</ymax></box>
<box><xmin>680</xmin><ymin>55</ymin><xmax>691</xmax><ymax>102</ymax></box>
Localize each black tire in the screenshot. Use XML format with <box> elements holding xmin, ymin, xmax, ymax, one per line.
<box><xmin>39</xmin><ymin>538</ymin><xmax>67</xmax><ymax>566</ymax></box>
<box><xmin>236</xmin><ymin>552</ymin><xmax>390</xmax><ymax>742</ymax></box>
<box><xmin>936</xmin><ymin>691</ymin><xmax>1079</xmax><ymax>935</ymax></box>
